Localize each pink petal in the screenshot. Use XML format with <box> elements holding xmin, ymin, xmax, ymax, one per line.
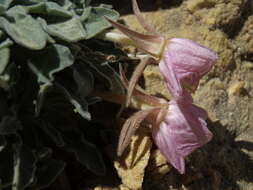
<box><xmin>152</xmin><ymin>100</ymin><xmax>212</xmax><ymax>174</ymax></box>
<box><xmin>161</xmin><ymin>38</ymin><xmax>218</xmax><ymax>90</ymax></box>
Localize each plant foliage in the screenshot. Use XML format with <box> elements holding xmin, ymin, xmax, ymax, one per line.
<box><xmin>0</xmin><ymin>0</ymin><xmax>124</xmax><ymax>189</ymax></box>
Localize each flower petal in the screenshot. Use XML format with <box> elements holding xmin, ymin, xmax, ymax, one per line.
<box><xmin>161</xmin><ymin>38</ymin><xmax>218</xmax><ymax>91</ymax></box>
<box><xmin>152</xmin><ymin>100</ymin><xmax>212</xmax><ymax>174</ymax></box>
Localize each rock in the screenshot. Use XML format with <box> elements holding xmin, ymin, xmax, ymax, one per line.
<box><xmin>236</xmin><ymin>15</ymin><xmax>253</xmax><ymax>55</ymax></box>
<box><xmin>114</xmin><ymin>127</ymin><xmax>152</xmax><ymax>190</ymax></box>
<box><xmin>185</xmin><ymin>0</ymin><xmax>248</xmax><ymax>28</ymax></box>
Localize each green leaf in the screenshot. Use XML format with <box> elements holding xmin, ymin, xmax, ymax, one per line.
<box><xmin>36</xmin><ymin>159</ymin><xmax>65</xmax><ymax>189</ymax></box>
<box><xmin>35</xmin><ymin>83</ymin><xmax>52</xmax><ymax>116</ymax></box>
<box><xmin>36</xmin><ymin>147</ymin><xmax>52</xmax><ymax>160</ymax></box>
<box><xmin>0</xmin><ymin>38</ymin><xmax>13</xmax><ymax>50</ymax></box>
<box><xmin>0</xmin><ymin>135</ymin><xmax>6</xmax><ymax>152</ymax></box>
<box><xmin>29</xmin><ymin>44</ymin><xmax>74</xmax><ymax>83</ymax></box>
<box><xmin>38</xmin><ymin>121</ymin><xmax>65</xmax><ymax>147</ymax></box>
<box><xmin>0</xmin><ymin>6</ymin><xmax>47</xmax><ymax>50</ymax></box>
<box><xmin>73</xmin><ymin>65</ymin><xmax>94</xmax><ymax>98</ymax></box>
<box><xmin>86</xmin><ymin>60</ymin><xmax>124</xmax><ymax>93</ymax></box>
<box><xmin>27</xmin><ymin>2</ymin><xmax>72</xmax><ymax>18</ymax></box>
<box><xmin>0</xmin><ymin>144</ymin><xmax>13</xmax><ymax>187</ymax></box>
<box><xmin>0</xmin><ymin>116</ymin><xmax>22</xmax><ymax>135</ymax></box>
<box><xmin>84</xmin><ymin>7</ymin><xmax>119</xmax><ymax>39</ymax></box>
<box><xmin>80</xmin><ymin>7</ymin><xmax>91</xmax><ymax>22</ymax></box>
<box><xmin>0</xmin><ymin>48</ymin><xmax>10</xmax><ymax>74</ymax></box>
<box><xmin>64</xmin><ymin>132</ymin><xmax>105</xmax><ymax>175</ymax></box>
<box><xmin>0</xmin><ymin>0</ymin><xmax>13</xmax><ymax>11</ymax></box>
<box><xmin>12</xmin><ymin>145</ymin><xmax>37</xmax><ymax>190</ymax></box>
<box><xmin>45</xmin><ymin>17</ymin><xmax>87</xmax><ymax>42</ymax></box>
<box><xmin>55</xmin><ymin>83</ymin><xmax>91</xmax><ymax>120</ymax></box>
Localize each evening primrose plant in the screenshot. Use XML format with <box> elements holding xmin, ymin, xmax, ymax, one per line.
<box><xmin>103</xmin><ymin>0</ymin><xmax>218</xmax><ymax>174</ymax></box>
<box><xmin>0</xmin><ymin>1</ymin><xmax>126</xmax><ymax>189</ymax></box>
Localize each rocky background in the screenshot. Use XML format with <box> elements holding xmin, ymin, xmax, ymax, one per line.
<box><xmin>86</xmin><ymin>0</ymin><xmax>253</xmax><ymax>189</ymax></box>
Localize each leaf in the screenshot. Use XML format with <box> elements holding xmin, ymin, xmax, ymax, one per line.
<box><xmin>29</xmin><ymin>44</ymin><xmax>74</xmax><ymax>83</ymax></box>
<box><xmin>12</xmin><ymin>145</ymin><xmax>37</xmax><ymax>190</ymax></box>
<box><xmin>0</xmin><ymin>6</ymin><xmax>47</xmax><ymax>50</ymax></box>
<box><xmin>86</xmin><ymin>60</ymin><xmax>124</xmax><ymax>93</ymax></box>
<box><xmin>38</xmin><ymin>121</ymin><xmax>65</xmax><ymax>147</ymax></box>
<box><xmin>0</xmin><ymin>89</ymin><xmax>9</xmax><ymax>117</ymax></box>
<box><xmin>35</xmin><ymin>83</ymin><xmax>52</xmax><ymax>116</ymax></box>
<box><xmin>80</xmin><ymin>7</ymin><xmax>91</xmax><ymax>21</ymax></box>
<box><xmin>27</xmin><ymin>2</ymin><xmax>72</xmax><ymax>18</ymax></box>
<box><xmin>0</xmin><ymin>116</ymin><xmax>22</xmax><ymax>135</ymax></box>
<box><xmin>45</xmin><ymin>17</ymin><xmax>87</xmax><ymax>42</ymax></box>
<box><xmin>55</xmin><ymin>83</ymin><xmax>91</xmax><ymax>120</ymax></box>
<box><xmin>0</xmin><ymin>0</ymin><xmax>13</xmax><ymax>12</ymax></box>
<box><xmin>0</xmin><ymin>144</ymin><xmax>13</xmax><ymax>187</ymax></box>
<box><xmin>0</xmin><ymin>135</ymin><xmax>6</xmax><ymax>152</ymax></box>
<box><xmin>36</xmin><ymin>147</ymin><xmax>52</xmax><ymax>160</ymax></box>
<box><xmin>83</xmin><ymin>7</ymin><xmax>119</xmax><ymax>39</ymax></box>
<box><xmin>64</xmin><ymin>132</ymin><xmax>105</xmax><ymax>175</ymax></box>
<box><xmin>36</xmin><ymin>158</ymin><xmax>65</xmax><ymax>189</ymax></box>
<box><xmin>0</xmin><ymin>38</ymin><xmax>13</xmax><ymax>50</ymax></box>
<box><xmin>0</xmin><ymin>48</ymin><xmax>10</xmax><ymax>75</ymax></box>
<box><xmin>73</xmin><ymin>65</ymin><xmax>94</xmax><ymax>98</ymax></box>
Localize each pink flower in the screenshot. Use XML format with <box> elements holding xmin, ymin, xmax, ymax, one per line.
<box><xmin>152</xmin><ymin>99</ymin><xmax>213</xmax><ymax>174</ymax></box>
<box><xmin>104</xmin><ymin>0</ymin><xmax>217</xmax><ymax>174</ymax></box>
<box><xmin>159</xmin><ymin>38</ymin><xmax>218</xmax><ymax>98</ymax></box>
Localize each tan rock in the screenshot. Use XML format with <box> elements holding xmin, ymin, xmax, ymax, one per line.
<box><xmin>114</xmin><ymin>127</ymin><xmax>152</xmax><ymax>190</ymax></box>
<box><xmin>143</xmin><ymin>64</ymin><xmax>171</xmax><ymax>99</ymax></box>
<box><xmin>185</xmin><ymin>0</ymin><xmax>247</xmax><ymax>27</ymax></box>
<box><xmin>236</xmin><ymin>16</ymin><xmax>253</xmax><ymax>54</ymax></box>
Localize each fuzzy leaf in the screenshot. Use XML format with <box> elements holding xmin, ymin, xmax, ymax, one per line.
<box><xmin>0</xmin><ymin>145</ymin><xmax>13</xmax><ymax>187</ymax></box>
<box><xmin>39</xmin><ymin>121</ymin><xmax>65</xmax><ymax>147</ymax></box>
<box><xmin>73</xmin><ymin>65</ymin><xmax>94</xmax><ymax>98</ymax></box>
<box><xmin>12</xmin><ymin>145</ymin><xmax>37</xmax><ymax>190</ymax></box>
<box><xmin>0</xmin><ymin>0</ymin><xmax>13</xmax><ymax>12</ymax></box>
<box><xmin>27</xmin><ymin>2</ymin><xmax>72</xmax><ymax>18</ymax></box>
<box><xmin>64</xmin><ymin>132</ymin><xmax>105</xmax><ymax>175</ymax></box>
<box><xmin>0</xmin><ymin>38</ymin><xmax>13</xmax><ymax>50</ymax></box>
<box><xmin>86</xmin><ymin>60</ymin><xmax>124</xmax><ymax>93</ymax></box>
<box><xmin>84</xmin><ymin>7</ymin><xmax>119</xmax><ymax>39</ymax></box>
<box><xmin>45</xmin><ymin>17</ymin><xmax>87</xmax><ymax>42</ymax></box>
<box><xmin>80</xmin><ymin>7</ymin><xmax>91</xmax><ymax>21</ymax></box>
<box><xmin>0</xmin><ymin>48</ymin><xmax>10</xmax><ymax>74</ymax></box>
<box><xmin>0</xmin><ymin>6</ymin><xmax>47</xmax><ymax>50</ymax></box>
<box><xmin>55</xmin><ymin>83</ymin><xmax>91</xmax><ymax>120</ymax></box>
<box><xmin>0</xmin><ymin>116</ymin><xmax>22</xmax><ymax>135</ymax></box>
<box><xmin>0</xmin><ymin>135</ymin><xmax>6</xmax><ymax>152</ymax></box>
<box><xmin>29</xmin><ymin>44</ymin><xmax>74</xmax><ymax>83</ymax></box>
<box><xmin>35</xmin><ymin>83</ymin><xmax>52</xmax><ymax>116</ymax></box>
<box><xmin>36</xmin><ymin>159</ymin><xmax>65</xmax><ymax>189</ymax></box>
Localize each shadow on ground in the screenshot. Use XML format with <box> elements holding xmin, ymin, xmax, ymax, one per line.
<box><xmin>144</xmin><ymin>119</ymin><xmax>253</xmax><ymax>190</ymax></box>
<box><xmin>92</xmin><ymin>0</ymin><xmax>184</xmax><ymax>15</ymax></box>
